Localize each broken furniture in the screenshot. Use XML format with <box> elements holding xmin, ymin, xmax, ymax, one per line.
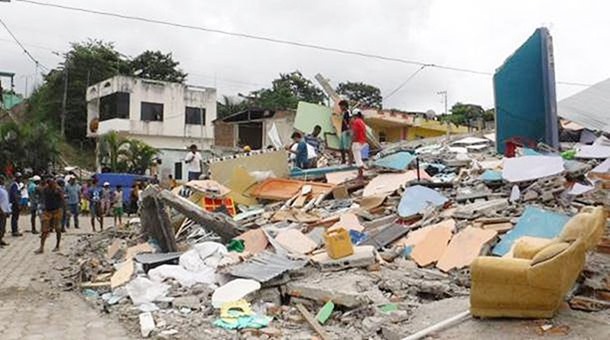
<box><xmin>470</xmin><ymin>238</ymin><xmax>586</xmax><ymax>318</ymax></box>
<box><xmin>513</xmin><ymin>206</ymin><xmax>607</xmax><ymax>259</ymax></box>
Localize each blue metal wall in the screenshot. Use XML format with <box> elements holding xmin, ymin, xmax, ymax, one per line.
<box><xmin>494</xmin><ymin>27</ymin><xmax>559</xmax><ymax>154</ymax></box>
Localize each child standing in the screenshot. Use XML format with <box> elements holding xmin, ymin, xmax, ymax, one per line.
<box><xmin>113</xmin><ymin>186</ymin><xmax>124</xmax><ymax>228</ymax></box>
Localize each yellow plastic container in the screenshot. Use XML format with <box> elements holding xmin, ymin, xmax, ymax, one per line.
<box><xmin>324</xmin><ymin>228</ymin><xmax>354</xmax><ymax>259</ymax></box>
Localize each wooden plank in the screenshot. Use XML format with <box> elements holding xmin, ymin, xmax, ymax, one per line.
<box><xmin>411</xmin><ymin>225</ymin><xmax>453</xmax><ymax>267</ymax></box>
<box><xmin>296</xmin><ymin>303</ymin><xmax>331</xmax><ymax>340</ymax></box>
<box><xmin>436</xmin><ymin>227</ymin><xmax>497</xmax><ymax>272</ymax></box>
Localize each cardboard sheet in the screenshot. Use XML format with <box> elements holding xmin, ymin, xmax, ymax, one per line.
<box><xmin>502</xmin><ymin>156</ymin><xmax>564</xmax><ymax>182</ymax></box>
<box><xmin>111</xmin><ymin>259</ymin><xmax>134</xmax><ymax>289</ymax></box>
<box><xmin>325</xmin><ymin>170</ymin><xmax>359</xmax><ymax>185</ymax></box>
<box><xmin>210</xmin><ymin>150</ymin><xmax>289</xmax><ymax>188</ymax></box>
<box><xmin>395</xmin><ymin>219</ymin><xmax>455</xmax><ymax>247</ymax></box>
<box><xmin>362</xmin><ymin>170</ymin><xmax>430</xmax><ymax>197</ymax></box>
<box><xmin>250</xmin><ymin>178</ymin><xmax>334</xmax><ymax>201</ymax></box>
<box><xmin>492</xmin><ymin>206</ymin><xmax>569</xmax><ymax>256</ymax></box>
<box><xmin>436</xmin><ymin>227</ymin><xmax>497</xmax><ymax>272</ymax></box>
<box><xmin>236</xmin><ymin>229</ymin><xmax>269</xmax><ymax>254</ymax></box>
<box><xmin>225</xmin><ymin>167</ymin><xmax>258</xmax><ymax>206</ymax></box>
<box><xmin>358</xmin><ymin>195</ymin><xmax>386</xmax><ymax>211</ymax></box>
<box><xmin>330</xmin><ymin>213</ymin><xmax>364</xmax><ymax>232</ymax></box>
<box><xmin>275</xmin><ymin>229</ymin><xmax>318</xmax><ymax>255</ymax></box>
<box><xmin>410</xmin><ymin>225</ymin><xmax>453</xmax><ymax>267</ymax></box>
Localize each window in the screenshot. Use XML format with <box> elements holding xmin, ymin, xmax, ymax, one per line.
<box><xmin>174</xmin><ymin>162</ymin><xmax>182</xmax><ymax>180</ymax></box>
<box><xmin>185</xmin><ymin>106</ymin><xmax>205</xmax><ymax>125</ymax></box>
<box><xmin>378</xmin><ymin>131</ymin><xmax>387</xmax><ymax>143</ymax></box>
<box><xmin>99</xmin><ymin>92</ymin><xmax>130</xmax><ymax>120</ymax></box>
<box><xmin>141</xmin><ymin>102</ymin><xmax>164</xmax><ymax>121</ymax></box>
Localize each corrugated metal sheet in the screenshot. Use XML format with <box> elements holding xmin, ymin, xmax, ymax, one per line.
<box><xmin>558</xmin><ymin>78</ymin><xmax>610</xmax><ymax>133</ymax></box>
<box><xmin>229</xmin><ymin>251</ymin><xmax>307</xmax><ymax>282</ymax></box>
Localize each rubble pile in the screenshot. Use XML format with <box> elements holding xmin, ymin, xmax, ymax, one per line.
<box><xmin>67</xmin><ymin>134</ymin><xmax>609</xmax><ymax>339</ymax></box>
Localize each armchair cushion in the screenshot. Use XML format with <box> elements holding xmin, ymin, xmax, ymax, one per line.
<box><xmin>531</xmin><ymin>242</ymin><xmax>570</xmax><ymax>266</ymax></box>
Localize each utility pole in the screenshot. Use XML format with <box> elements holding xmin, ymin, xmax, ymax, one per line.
<box><xmin>61</xmin><ymin>67</ymin><xmax>68</xmax><ymax>137</ymax></box>
<box><xmin>437</xmin><ymin>90</ymin><xmax>448</xmax><ymax>116</ymax></box>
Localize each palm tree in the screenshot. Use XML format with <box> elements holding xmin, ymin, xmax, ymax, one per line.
<box><xmin>124</xmin><ymin>139</ymin><xmax>159</xmax><ymax>174</ymax></box>
<box><xmin>98</xmin><ymin>131</ymin><xmax>130</xmax><ymax>172</ymax></box>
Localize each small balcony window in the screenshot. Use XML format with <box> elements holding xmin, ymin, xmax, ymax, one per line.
<box><xmin>141</xmin><ymin>102</ymin><xmax>164</xmax><ymax>121</ymax></box>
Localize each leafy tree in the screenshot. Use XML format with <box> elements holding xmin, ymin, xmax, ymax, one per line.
<box><xmin>124</xmin><ymin>140</ymin><xmax>160</xmax><ymax>175</ymax></box>
<box><xmin>217</xmin><ymin>95</ymin><xmax>248</xmax><ymax>119</ymax></box>
<box><xmin>440</xmin><ymin>102</ymin><xmax>485</xmax><ymax>127</ymax></box>
<box><xmin>0</xmin><ymin>121</ymin><xmax>59</xmax><ymax>173</ymax></box>
<box><xmin>97</xmin><ymin>131</ymin><xmax>129</xmax><ymax>172</ymax></box>
<box><xmin>28</xmin><ymin>40</ymin><xmax>130</xmax><ymax>144</ymax></box>
<box><xmin>250</xmin><ymin>71</ymin><xmax>326</xmax><ymax>110</ymax></box>
<box><xmin>336</xmin><ymin>82</ymin><xmax>382</xmax><ymax>109</ymax></box>
<box><xmin>97</xmin><ymin>131</ymin><xmax>159</xmax><ymax>174</ymax></box>
<box><xmin>128</xmin><ymin>50</ymin><xmax>187</xmax><ymax>83</ymax></box>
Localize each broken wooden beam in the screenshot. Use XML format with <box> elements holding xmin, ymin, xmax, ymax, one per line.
<box><xmin>156</xmin><ymin>187</ymin><xmax>242</xmax><ymax>243</ymax></box>
<box><xmin>141</xmin><ymin>187</ymin><xmax>178</xmax><ymax>253</ymax></box>
<box><xmin>296</xmin><ymin>303</ymin><xmax>331</xmax><ymax>340</ymax></box>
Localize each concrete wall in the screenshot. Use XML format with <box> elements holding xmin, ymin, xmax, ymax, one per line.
<box><xmin>86</xmin><ymin>76</ymin><xmax>216</xmax><ymax>149</ymax></box>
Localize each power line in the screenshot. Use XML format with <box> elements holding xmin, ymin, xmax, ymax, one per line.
<box><xmin>0</xmin><ymin>16</ymin><xmax>49</xmax><ymax>71</ymax></box>
<box><xmin>384</xmin><ymin>65</ymin><xmax>428</xmax><ymax>100</ymax></box>
<box><xmin>15</xmin><ymin>0</ymin><xmax>493</xmax><ymax>76</ymax></box>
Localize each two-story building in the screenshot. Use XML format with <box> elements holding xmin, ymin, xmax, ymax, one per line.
<box><xmin>86</xmin><ymin>75</ymin><xmax>217</xmax><ymax>181</ymax></box>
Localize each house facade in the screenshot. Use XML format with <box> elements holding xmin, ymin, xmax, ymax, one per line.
<box><xmin>86</xmin><ymin>75</ymin><xmax>217</xmax><ymax>180</ymax></box>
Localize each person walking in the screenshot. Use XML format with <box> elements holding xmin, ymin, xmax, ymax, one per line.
<box><xmin>64</xmin><ymin>176</ymin><xmax>81</xmax><ymax>229</ymax></box>
<box><xmin>0</xmin><ymin>177</ymin><xmax>11</xmax><ymax>247</ymax></box>
<box><xmin>351</xmin><ymin>109</ymin><xmax>368</xmax><ymax>180</ymax></box>
<box><xmin>8</xmin><ymin>172</ymin><xmax>23</xmax><ymax>236</ymax></box>
<box><xmin>35</xmin><ymin>178</ymin><xmax>64</xmax><ymax>254</ymax></box>
<box><xmin>28</xmin><ymin>175</ymin><xmax>41</xmax><ymax>234</ymax></box>
<box><xmin>101</xmin><ymin>182</ymin><xmax>112</xmax><ymax>216</ymax></box>
<box><xmin>113</xmin><ymin>185</ymin><xmax>124</xmax><ymax>228</ymax></box>
<box><xmin>184</xmin><ymin>144</ymin><xmax>203</xmax><ymax>181</ymax></box>
<box><xmin>88</xmin><ymin>178</ymin><xmax>103</xmax><ymax>231</ymax></box>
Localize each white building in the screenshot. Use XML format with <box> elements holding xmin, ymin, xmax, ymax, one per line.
<box><xmin>86</xmin><ymin>75</ymin><xmax>217</xmax><ymax>181</ymax></box>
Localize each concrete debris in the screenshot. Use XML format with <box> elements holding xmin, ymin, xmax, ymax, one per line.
<box><xmin>68</xmin><ymin>126</ymin><xmax>610</xmax><ymax>338</ymax></box>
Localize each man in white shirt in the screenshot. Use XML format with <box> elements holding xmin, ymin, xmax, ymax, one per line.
<box><xmin>0</xmin><ymin>177</ymin><xmax>11</xmax><ymax>247</ymax></box>
<box><xmin>184</xmin><ymin>144</ymin><xmax>203</xmax><ymax>181</ymax></box>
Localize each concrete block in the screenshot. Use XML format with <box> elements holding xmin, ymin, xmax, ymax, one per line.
<box><xmin>311</xmin><ymin>245</ymin><xmax>376</xmax><ymax>271</ymax></box>
<box><xmin>139</xmin><ymin>312</ymin><xmax>156</xmax><ymax>338</ymax></box>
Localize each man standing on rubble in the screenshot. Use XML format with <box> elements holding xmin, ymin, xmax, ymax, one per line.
<box><xmin>339</xmin><ymin>100</ymin><xmax>353</xmax><ymax>165</ymax></box>
<box><xmin>0</xmin><ymin>177</ymin><xmax>11</xmax><ymax>248</ymax></box>
<box><xmin>305</xmin><ymin>125</ymin><xmax>324</xmax><ymax>168</ymax></box>
<box><xmin>184</xmin><ymin>144</ymin><xmax>203</xmax><ymax>181</ymax></box>
<box><xmin>35</xmin><ymin>178</ymin><xmax>64</xmax><ymax>254</ymax></box>
<box><xmin>351</xmin><ymin>109</ymin><xmax>367</xmax><ymax>180</ymax></box>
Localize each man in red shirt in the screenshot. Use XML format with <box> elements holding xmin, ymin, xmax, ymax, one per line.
<box><xmin>351</xmin><ymin>109</ymin><xmax>367</xmax><ymax>180</ymax></box>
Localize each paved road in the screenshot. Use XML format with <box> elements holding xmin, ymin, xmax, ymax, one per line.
<box><xmin>0</xmin><ymin>215</ymin><xmax>132</xmax><ymax>340</ymax></box>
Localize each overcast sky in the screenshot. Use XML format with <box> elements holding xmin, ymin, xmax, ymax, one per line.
<box><xmin>1</xmin><ymin>0</ymin><xmax>609</xmax><ymax>113</ymax></box>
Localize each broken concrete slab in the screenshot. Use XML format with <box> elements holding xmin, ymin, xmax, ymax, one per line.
<box><xmin>453</xmin><ymin>199</ymin><xmax>509</xmax><ymax>219</ymax></box>
<box><xmin>275</xmin><ymin>229</ymin><xmax>318</xmax><ymax>255</ymax></box>
<box><xmin>482</xmin><ymin>222</ymin><xmax>513</xmax><ymax>233</ymax></box>
<box><xmin>311</xmin><ymin>245</ymin><xmax>376</xmax><ymax>271</ymax></box>
<box><xmin>139</xmin><ymin>312</ymin><xmax>156</xmax><ymax>338</ymax></box>
<box><xmin>436</xmin><ymin>227</ymin><xmax>497</xmax><ymax>272</ymax></box>
<box><xmin>285</xmin><ymin>271</ymin><xmax>388</xmax><ymax>308</ymax></box>
<box><xmin>110</xmin><ymin>259</ymin><xmax>134</xmax><ymax>289</ymax></box>
<box><xmin>172</xmin><ymin>295</ymin><xmax>202</xmax><ymax>310</ymax></box>
<box><xmin>361</xmin><ymin>223</ymin><xmax>410</xmax><ymax>250</ymax></box>
<box><xmin>373</xmin><ymin>151</ymin><xmax>415</xmax><ymax>171</ymax></box>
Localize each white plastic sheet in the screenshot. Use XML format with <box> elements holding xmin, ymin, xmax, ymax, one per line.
<box><xmin>211</xmin><ymin>279</ymin><xmax>261</xmax><ymax>308</ymax></box>
<box><xmin>126</xmin><ymin>277</ymin><xmax>170</xmax><ymax>305</ymax></box>
<box><xmin>179</xmin><ymin>242</ymin><xmax>227</xmax><ymax>272</ymax></box>
<box><xmin>148</xmin><ymin>264</ymin><xmax>215</xmax><ymax>288</ymax></box>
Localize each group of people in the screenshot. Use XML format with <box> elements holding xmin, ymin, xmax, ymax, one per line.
<box><xmin>289</xmin><ymin>99</ymin><xmax>368</xmax><ymax>179</ymax></box>
<box><xmin>0</xmin><ymin>172</ymin><xmax>145</xmax><ymax>254</ymax></box>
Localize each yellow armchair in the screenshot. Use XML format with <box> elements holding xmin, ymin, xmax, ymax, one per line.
<box><xmin>513</xmin><ymin>206</ymin><xmax>607</xmax><ymax>259</ymax></box>
<box><xmin>470</xmin><ymin>239</ymin><xmax>586</xmax><ymax>318</ymax></box>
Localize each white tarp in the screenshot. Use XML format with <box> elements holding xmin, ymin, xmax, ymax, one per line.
<box><xmin>502</xmin><ymin>156</ymin><xmax>564</xmax><ymax>182</ymax></box>
<box><xmin>558</xmin><ymin>78</ymin><xmax>610</xmax><ymax>133</ymax></box>
<box><xmin>575</xmin><ymin>144</ymin><xmax>610</xmax><ymax>159</ymax></box>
